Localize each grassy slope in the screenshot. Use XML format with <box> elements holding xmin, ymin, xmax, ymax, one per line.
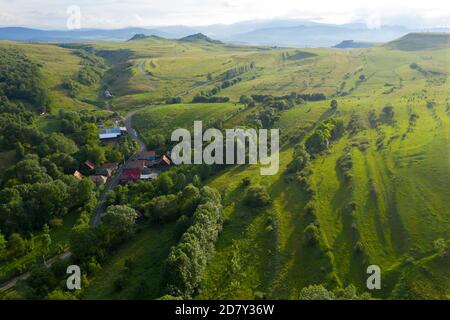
<box><xmin>199</xmin><ymin>46</ymin><xmax>449</xmax><ymax>299</ymax></box>
<box><xmin>38</xmin><ymin>36</ymin><xmax>446</xmax><ymax>300</ymax></box>
<box><xmin>82</xmin><ymin>223</ymin><xmax>177</xmax><ymax>299</ymax></box>
<box><xmin>0</xmin><ymin>41</ymin><xmax>99</xmax><ymax>111</ymax></box>
<box><xmin>0</xmin><ymin>211</ymin><xmax>80</xmax><ymax>283</ymax></box>
<box><xmin>133</xmin><ymin>102</ymin><xmax>242</xmax><ymax>145</ymax></box>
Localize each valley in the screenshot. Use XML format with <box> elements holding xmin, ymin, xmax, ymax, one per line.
<box><xmin>0</xmin><ymin>32</ymin><xmax>448</xmax><ymax>300</ymax></box>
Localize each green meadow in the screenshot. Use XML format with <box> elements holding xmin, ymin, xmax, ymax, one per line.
<box><xmin>0</xmin><ymin>32</ymin><xmax>448</xmax><ymax>299</ymax></box>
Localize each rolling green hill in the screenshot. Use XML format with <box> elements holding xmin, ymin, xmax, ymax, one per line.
<box><xmin>0</xmin><ymin>32</ymin><xmax>448</xmax><ymax>300</ymax></box>
<box><xmin>385</xmin><ymin>32</ymin><xmax>450</xmax><ymax>51</ymax></box>
<box><xmin>119</xmin><ymin>34</ymin><xmax>449</xmax><ymax>300</ymax></box>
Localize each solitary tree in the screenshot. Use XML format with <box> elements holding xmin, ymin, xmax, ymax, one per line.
<box><xmin>330</xmin><ymin>99</ymin><xmax>338</xmax><ymax>110</ymax></box>
<box><xmin>41</xmin><ymin>224</ymin><xmax>52</xmax><ymax>260</ymax></box>
<box><xmin>8</xmin><ymin>233</ymin><xmax>26</xmax><ymax>257</ymax></box>
<box><xmin>102</xmin><ymin>205</ymin><xmax>138</xmax><ymax>243</ymax></box>
<box><xmin>0</xmin><ymin>232</ymin><xmax>6</xmax><ymax>260</ymax></box>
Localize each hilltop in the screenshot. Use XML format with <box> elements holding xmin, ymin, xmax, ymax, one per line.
<box><xmin>128</xmin><ymin>33</ymin><xmax>148</xmax><ymax>41</ymax></box>
<box><xmin>179</xmin><ymin>33</ymin><xmax>223</xmax><ymax>44</ymax></box>
<box><xmin>333</xmin><ymin>40</ymin><xmax>376</xmax><ymax>49</ymax></box>
<box><xmin>386</xmin><ymin>32</ymin><xmax>450</xmax><ymax>51</ymax></box>
<box><xmin>127</xmin><ymin>33</ymin><xmax>165</xmax><ymax>41</ymax></box>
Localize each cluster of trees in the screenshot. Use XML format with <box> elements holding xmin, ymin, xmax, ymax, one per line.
<box><xmin>57</xmin><ymin>109</ymin><xmax>137</xmax><ymax>166</ymax></box>
<box><xmin>258</xmin><ymin>108</ymin><xmax>280</xmax><ymax>129</ymax></box>
<box><xmin>337</xmin><ymin>151</ymin><xmax>353</xmax><ymax>181</ymax></box>
<box><xmin>144</xmin><ymin>183</ymin><xmax>201</xmax><ymax>223</ymax></box>
<box><xmin>305</xmin><ymin>118</ymin><xmax>345</xmax><ymax>154</ymax></box>
<box><xmin>0</xmin><ymin>48</ymin><xmax>50</xmax><ymax>112</ymax></box>
<box><xmin>165</xmin><ymin>96</ymin><xmax>182</xmax><ymax>104</ymax></box>
<box><xmin>220</xmin><ymin>63</ymin><xmax>255</xmax><ymax>80</ymax></box>
<box><xmin>206</xmin><ymin>77</ymin><xmax>243</xmax><ymax>97</ymax></box>
<box><xmin>286</xmin><ymin>144</ymin><xmax>323</xmax><ymax>249</ymax></box>
<box><xmin>296</xmin><ymin>284</ymin><xmax>371</xmax><ymax>300</ymax></box>
<box><xmin>243</xmin><ymin>107</ymin><xmax>280</xmax><ymax>130</ymax></box>
<box><xmin>347</xmin><ymin>113</ymin><xmax>366</xmax><ymax>135</ymax></box>
<box><xmin>74</xmin><ymin>50</ymin><xmax>106</xmax><ymax>86</ymax></box>
<box><xmin>192</xmin><ymin>95</ymin><xmax>230</xmax><ymax>103</ymax></box>
<box><xmin>239</xmin><ymin>95</ymin><xmax>255</xmax><ymax>107</ymax></box>
<box><xmin>281</xmin><ymin>50</ymin><xmax>316</xmax><ymax>62</ymax></box>
<box><xmin>0</xmin><ymin>51</ymin><xmax>103</xmax><ymax>243</ymax></box>
<box><xmin>98</xmin><ymin>163</ymin><xmax>225</xmax><ymax>298</ymax></box>
<box><xmin>0</xmin><ymin>231</ymin><xmax>33</xmax><ymax>262</ymax></box>
<box><xmin>107</xmin><ymin>163</ymin><xmax>224</xmax><ymax>213</ymax></box>
<box><xmin>70</xmin><ymin>205</ymin><xmax>138</xmax><ymax>262</ymax></box>
<box><xmin>243</xmin><ymin>185</ymin><xmax>272</xmax><ymax>208</ymax></box>
<box><xmin>287</xmin><ymin>143</ymin><xmax>310</xmax><ymax>174</ymax></box>
<box><xmin>380</xmin><ymin>105</ymin><xmax>395</xmax><ymax>123</ymax></box>
<box><xmin>61</xmin><ymin>79</ymin><xmax>80</xmax><ymax>98</ymax></box>
<box><xmin>0</xmin><ymin>155</ymin><xmax>96</xmax><ymax>234</ymax></box>
<box><xmin>165</xmin><ymin>186</ymin><xmax>223</xmax><ymax>297</ymax></box>
<box><xmin>410</xmin><ymin>62</ymin><xmax>430</xmax><ymax>76</ymax></box>
<box><xmin>251</xmin><ymin>92</ymin><xmax>326</xmax><ymax>104</ymax></box>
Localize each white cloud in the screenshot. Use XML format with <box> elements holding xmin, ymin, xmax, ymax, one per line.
<box><xmin>0</xmin><ymin>0</ymin><xmax>448</xmax><ymax>29</ymax></box>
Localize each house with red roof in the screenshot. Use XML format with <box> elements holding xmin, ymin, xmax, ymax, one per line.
<box><xmin>120</xmin><ymin>168</ymin><xmax>141</xmax><ymax>183</ymax></box>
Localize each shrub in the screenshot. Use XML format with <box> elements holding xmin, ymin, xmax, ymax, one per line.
<box><xmin>173</xmin><ymin>215</ymin><xmax>191</xmax><ymax>240</ymax></box>
<box><xmin>298</xmin><ymin>284</ymin><xmax>335</xmax><ymax>300</ymax></box>
<box><xmin>241</xmin><ymin>177</ymin><xmax>251</xmax><ymax>187</ymax></box>
<box><xmin>166</xmin><ymin>97</ymin><xmax>182</xmax><ymax>104</ymax></box>
<box><xmin>244</xmin><ymin>185</ymin><xmax>272</xmax><ymax>207</ymax></box>
<box><xmin>287</xmin><ymin>144</ymin><xmax>310</xmax><ymax>173</ymax></box>
<box><xmin>354</xmin><ymin>240</ymin><xmax>364</xmax><ymax>253</ymax></box>
<box><xmin>304</xmin><ymin>223</ymin><xmax>320</xmax><ymax>246</ymax></box>
<box><xmin>433</xmin><ymin>238</ymin><xmax>449</xmax><ymax>258</ymax></box>
<box><xmin>330</xmin><ymin>99</ymin><xmax>338</xmax><ymax>110</ymax></box>
<box><xmin>145</xmin><ymin>194</ymin><xmax>179</xmax><ymax>222</ymax></box>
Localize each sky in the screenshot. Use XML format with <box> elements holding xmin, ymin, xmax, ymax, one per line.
<box><xmin>0</xmin><ymin>0</ymin><xmax>449</xmax><ymax>29</ymax></box>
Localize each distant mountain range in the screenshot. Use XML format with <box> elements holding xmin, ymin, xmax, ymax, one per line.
<box><xmin>0</xmin><ymin>19</ymin><xmax>449</xmax><ymax>47</ymax></box>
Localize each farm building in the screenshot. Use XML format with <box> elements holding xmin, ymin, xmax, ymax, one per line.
<box><xmin>84</xmin><ymin>160</ymin><xmax>95</xmax><ymax>171</ymax></box>
<box><xmin>138</xmin><ymin>150</ymin><xmax>157</xmax><ymax>161</ymax></box>
<box><xmin>90</xmin><ymin>175</ymin><xmax>108</xmax><ymax>185</ymax></box>
<box><xmin>158</xmin><ymin>155</ymin><xmax>172</xmax><ymax>168</ymax></box>
<box><xmin>120</xmin><ymin>168</ymin><xmax>141</xmax><ymax>183</ymax></box>
<box><xmin>141</xmin><ymin>172</ymin><xmax>159</xmax><ymax>180</ymax></box>
<box><xmin>96</xmin><ymin>162</ymin><xmax>119</xmax><ymax>177</ymax></box>
<box><xmin>73</xmin><ymin>170</ymin><xmax>83</xmax><ymax>180</ymax></box>
<box><xmin>125</xmin><ymin>160</ymin><xmax>147</xmax><ymax>171</ymax></box>
<box><xmin>99</xmin><ymin>127</ymin><xmax>126</xmax><ymax>140</ymax></box>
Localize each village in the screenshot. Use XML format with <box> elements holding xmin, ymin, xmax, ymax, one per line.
<box><xmin>73</xmin><ymin>124</ymin><xmax>172</xmax><ymax>186</ymax></box>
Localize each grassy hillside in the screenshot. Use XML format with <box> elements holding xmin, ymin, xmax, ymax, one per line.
<box><xmin>123</xmin><ymin>37</ymin><xmax>448</xmax><ymax>299</ymax></box>
<box><xmin>0</xmin><ymin>41</ymin><xmax>104</xmax><ymax>111</ymax></box>
<box><xmin>1</xmin><ymin>33</ymin><xmax>447</xmax><ymax>300</ymax></box>
<box><xmin>133</xmin><ymin>102</ymin><xmax>242</xmax><ymax>146</ymax></box>
<box><xmin>385</xmin><ymin>33</ymin><xmax>450</xmax><ymax>51</ymax></box>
